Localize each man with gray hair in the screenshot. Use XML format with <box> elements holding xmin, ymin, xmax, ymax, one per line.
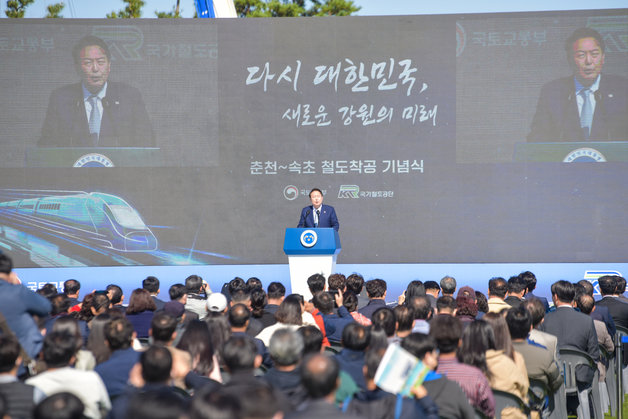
<box><xmin>263</xmin><ymin>328</ymin><xmax>307</xmax><ymax>410</ymax></box>
<box><xmin>440</xmin><ymin>276</ymin><xmax>457</xmax><ymax>297</ymax></box>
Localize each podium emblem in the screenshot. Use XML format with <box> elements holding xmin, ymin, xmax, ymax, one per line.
<box><xmin>300</xmin><ymin>229</ymin><xmax>317</xmax><ymax>248</ymax></box>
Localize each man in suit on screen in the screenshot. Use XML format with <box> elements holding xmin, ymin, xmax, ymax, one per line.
<box><xmin>527</xmin><ymin>27</ymin><xmax>628</xmax><ymax>142</ymax></box>
<box><xmin>297</xmin><ymin>188</ymin><xmax>339</xmax><ymax>231</ymax></box>
<box><xmin>38</xmin><ymin>35</ymin><xmax>154</xmax><ymax>148</ymax></box>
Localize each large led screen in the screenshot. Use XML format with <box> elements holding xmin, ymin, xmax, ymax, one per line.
<box><xmin>0</xmin><ymin>9</ymin><xmax>626</xmax><ymax>268</ymax></box>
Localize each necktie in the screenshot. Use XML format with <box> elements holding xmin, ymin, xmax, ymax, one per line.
<box><xmin>88</xmin><ymin>95</ymin><xmax>101</xmax><ymax>145</ymax></box>
<box><xmin>579</xmin><ymin>88</ymin><xmax>593</xmax><ymax>140</ymax></box>
<box><xmin>315</xmin><ymin>209</ymin><xmax>320</xmax><ymax>227</ymax></box>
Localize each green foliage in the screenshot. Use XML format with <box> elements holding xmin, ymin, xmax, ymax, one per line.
<box><xmin>235</xmin><ymin>0</ymin><xmax>360</xmax><ymax>17</ymax></box>
<box><xmin>5</xmin><ymin>0</ymin><xmax>35</xmax><ymax>18</ymax></box>
<box><xmin>45</xmin><ymin>2</ymin><xmax>64</xmax><ymax>18</ymax></box>
<box><xmin>156</xmin><ymin>0</ymin><xmax>180</xmax><ymax>18</ymax></box>
<box><xmin>107</xmin><ymin>0</ymin><xmax>145</xmax><ymax>18</ymax></box>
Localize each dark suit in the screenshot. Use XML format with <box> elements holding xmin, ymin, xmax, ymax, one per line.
<box><xmin>596</xmin><ymin>296</ymin><xmax>628</xmax><ymax>329</ymax></box>
<box><xmin>298</xmin><ymin>204</ymin><xmax>339</xmax><ymax>231</ymax></box>
<box><xmin>504</xmin><ymin>296</ymin><xmax>524</xmax><ymax>309</ymax></box>
<box><xmin>527</xmin><ymin>74</ymin><xmax>628</xmax><ymax>142</ymax></box>
<box><xmin>540</xmin><ymin>305</ymin><xmax>599</xmax><ymax>385</ymax></box>
<box><xmin>39</xmin><ymin>81</ymin><xmax>154</xmax><ymax>147</ymax></box>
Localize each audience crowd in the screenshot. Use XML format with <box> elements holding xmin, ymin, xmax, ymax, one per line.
<box><xmin>0</xmin><ymin>252</ymin><xmax>627</xmax><ymax>419</ymax></box>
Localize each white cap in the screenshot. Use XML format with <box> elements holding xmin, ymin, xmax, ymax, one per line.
<box><xmin>206</xmin><ymin>292</ymin><xmax>227</xmax><ymax>312</ymax></box>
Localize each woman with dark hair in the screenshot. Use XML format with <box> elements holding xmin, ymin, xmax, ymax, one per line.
<box><xmin>256</xmin><ymin>294</ymin><xmax>303</xmax><ymax>346</ymax></box>
<box><xmin>52</xmin><ymin>316</ymin><xmax>96</xmax><ymax>370</ymax></box>
<box><xmin>455</xmin><ymin>295</ymin><xmax>478</xmax><ymax>327</ymax></box>
<box><xmin>176</xmin><ymin>320</ymin><xmax>222</xmax><ymax>383</ymax></box>
<box><xmin>87</xmin><ymin>313</ymin><xmax>112</xmax><ymax>365</ymax></box>
<box><xmin>397</xmin><ymin>280</ymin><xmax>425</xmax><ymax>305</ymax></box>
<box><xmin>459</xmin><ymin>320</ymin><xmax>528</xmax><ymax>419</ymax></box>
<box><xmin>250</xmin><ymin>288</ymin><xmax>268</xmax><ymax>320</ymax></box>
<box><xmin>343</xmin><ymin>291</ymin><xmax>371</xmax><ymax>326</ymax></box>
<box><xmin>125</xmin><ymin>288</ymin><xmax>157</xmax><ymax>339</ymax></box>
<box><xmin>205</xmin><ymin>314</ymin><xmax>231</xmax><ymax>376</ymax></box>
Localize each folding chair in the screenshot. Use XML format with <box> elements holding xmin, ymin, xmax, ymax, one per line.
<box><xmin>528</xmin><ymin>377</ymin><xmax>567</xmax><ymax>419</ymax></box>
<box><xmin>599</xmin><ymin>345</ymin><xmax>617</xmax><ymax>416</ymax></box>
<box><xmin>492</xmin><ymin>389</ymin><xmax>531</xmax><ymax>419</ymax></box>
<box><xmin>558</xmin><ymin>348</ymin><xmax>603</xmax><ymax>419</ymax></box>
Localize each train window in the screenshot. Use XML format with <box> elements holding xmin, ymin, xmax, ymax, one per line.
<box><xmin>109</xmin><ymin>205</ymin><xmax>146</xmax><ymax>229</ymax></box>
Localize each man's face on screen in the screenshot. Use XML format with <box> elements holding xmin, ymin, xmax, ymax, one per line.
<box><xmin>309</xmin><ymin>190</ymin><xmax>323</xmax><ymax>209</ymax></box>
<box><xmin>79</xmin><ymin>45</ymin><xmax>111</xmax><ymax>93</ymax></box>
<box><xmin>571</xmin><ymin>37</ymin><xmax>604</xmax><ymax>86</ymax></box>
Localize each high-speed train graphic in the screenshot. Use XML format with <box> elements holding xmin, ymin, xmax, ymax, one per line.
<box><xmin>0</xmin><ymin>192</ymin><xmax>157</xmax><ymax>252</ymax></box>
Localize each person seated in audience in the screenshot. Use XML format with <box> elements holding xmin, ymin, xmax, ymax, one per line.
<box><xmin>358</xmin><ymin>279</ymin><xmax>388</xmax><ymax>320</ymax></box>
<box><xmin>168</xmin><ymin>283</ymin><xmax>200</xmax><ymax>326</ymax></box>
<box><xmin>143</xmin><ymin>276</ymin><xmax>166</xmax><ymax>311</ymax></box>
<box><xmin>342</xmin><ymin>291</ymin><xmax>371</xmax><ymax>326</ymax></box>
<box><xmin>407</xmin><ymin>295</ymin><xmax>432</xmax><ymax>334</ymax></box>
<box><xmin>401</xmin><ymin>333</ymin><xmax>475</xmax><ymax>419</ymax></box>
<box><xmin>520</xmin><ymin>271</ymin><xmax>549</xmax><ymax>312</ymax></box>
<box><xmin>504</xmin><ymin>276</ymin><xmax>527</xmax><ymax>309</ymax></box>
<box><xmin>393</xmin><ymin>305</ymin><xmax>414</xmax><ymax>341</ymax></box>
<box><xmin>522</xmin><ymin>298</ymin><xmax>558</xmax><ymax>360</ymax></box>
<box><xmin>454</xmin><ymin>295</ymin><xmax>477</xmax><ymax>328</ymax></box>
<box><xmin>371</xmin><ymin>307</ymin><xmax>396</xmax><ymax>344</ymax></box>
<box><xmin>429</xmin><ymin>315</ymin><xmax>495</xmax><ymax>418</ymax></box>
<box><xmin>262</xmin><ymin>328</ymin><xmax>308</xmax><ymax>410</ymax></box>
<box><xmin>257</xmin><ymin>295</ymin><xmax>305</xmax><ymax>346</ymax></box>
<box><xmin>459</xmin><ymin>320</ymin><xmax>528</xmax><ymax>419</ymax></box>
<box><xmin>184</xmin><ymin>275</ymin><xmax>210</xmax><ymax>320</ymax></box>
<box><xmin>252</xmin><ymin>287</ymin><xmax>274</xmax><ymax>328</ymax></box>
<box><xmin>125</xmin><ymin>288</ymin><xmax>157</xmax><ymax>339</ymax></box>
<box><xmin>287</xmin><ymin>353</ymin><xmax>361</xmax><ymax>419</ymax></box>
<box><xmin>313</xmin><ymin>292</ymin><xmax>354</xmax><ymax>344</ymax></box>
<box><xmin>334</xmin><ymin>323</ymin><xmax>370</xmax><ymax>390</ymax></box>
<box><xmin>0</xmin><ymin>334</ymin><xmax>45</xmax><ymax>419</ymax></box>
<box><xmin>487</xmin><ymin>277</ymin><xmax>511</xmax><ymax>314</ymax></box>
<box><xmin>440</xmin><ymin>276</ymin><xmax>457</xmax><ymax>298</ymax></box>
<box><xmin>188</xmin><ymin>386</ymin><xmax>241</xmax><ymax>419</ymax></box>
<box><xmin>230</xmin><ymin>289</ymin><xmax>265</xmax><ymax>337</ymax></box>
<box><xmin>63</xmin><ymin>279</ymin><xmax>81</xmax><ymax>309</ymax></box>
<box><xmin>483</xmin><ymin>312</ymin><xmax>527</xmax><ymax>376</ymax></box>
<box><xmin>505</xmin><ymin>306</ymin><xmax>563</xmax><ymax>393</ymax></box>
<box><xmin>229</xmin><ymin>303</ymin><xmax>272</xmax><ymax>368</ymax></box>
<box><xmin>34</xmin><ymin>392</ymin><xmax>85</xmax><ymax>419</ymax></box>
<box><xmin>94</xmin><ymin>316</ymin><xmax>140</xmax><ymax>399</ymax></box>
<box><xmin>51</xmin><ymin>315</ymin><xmax>96</xmax><ymax>370</ymax></box>
<box><xmin>26</xmin><ymin>331</ymin><xmax>111</xmax><ymax>419</ymax></box>
<box><xmin>176</xmin><ymin>320</ymin><xmax>223</xmax><ymax>387</ymax></box>
<box><xmin>262</xmin><ymin>282</ymin><xmax>286</xmax><ymax>327</ymax></box>
<box><xmin>575</xmin><ymin>294</ymin><xmax>615</xmax><ymax>382</ymax></box>
<box><xmin>475</xmin><ymin>291</ymin><xmax>489</xmax><ymax>319</ymax></box>
<box><xmin>435</xmin><ymin>296</ymin><xmax>456</xmax><ymax>316</ymax></box>
<box><xmin>577</xmin><ymin>279</ymin><xmax>616</xmax><ymax>337</ymax></box>
<box><xmin>124</xmin><ymin>388</ymin><xmax>188</xmax><ymax>419</ymax></box>
<box><xmin>109</xmin><ymin>345</ymin><xmax>187</xmax><ymax>419</ymax></box>
<box><xmin>346</xmin><ymin>273</ymin><xmax>368</xmax><ymax>310</ymax></box>
<box><xmin>424</xmin><ymin>281</ymin><xmax>440</xmax><ymax>309</ymax></box>
<box><xmin>596</xmin><ymin>275</ymin><xmax>628</xmax><ymax>329</ymax></box>
<box><xmin>540</xmin><ymin>280</ymin><xmax>599</xmax><ymax>391</ymax></box>
<box><xmin>344</xmin><ymin>348</ymin><xmax>439</xmax><ymax>419</ymax></box>
<box><xmin>106</xmin><ymin>284</ymin><xmax>126</xmax><ymax>312</ymax></box>
<box><xmin>397</xmin><ymin>280</ymin><xmax>426</xmax><ymax>306</ymax></box>
<box><xmin>299</xmin><ymin>325</ymin><xmax>324</xmax><ymax>356</ymax></box>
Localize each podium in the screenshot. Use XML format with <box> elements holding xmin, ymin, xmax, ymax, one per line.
<box><xmin>283</xmin><ymin>228</ymin><xmax>341</xmax><ymax>300</ymax></box>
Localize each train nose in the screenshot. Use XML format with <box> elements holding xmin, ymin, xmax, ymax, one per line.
<box><xmin>125</xmin><ymin>231</ymin><xmax>158</xmax><ymax>251</ymax></box>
